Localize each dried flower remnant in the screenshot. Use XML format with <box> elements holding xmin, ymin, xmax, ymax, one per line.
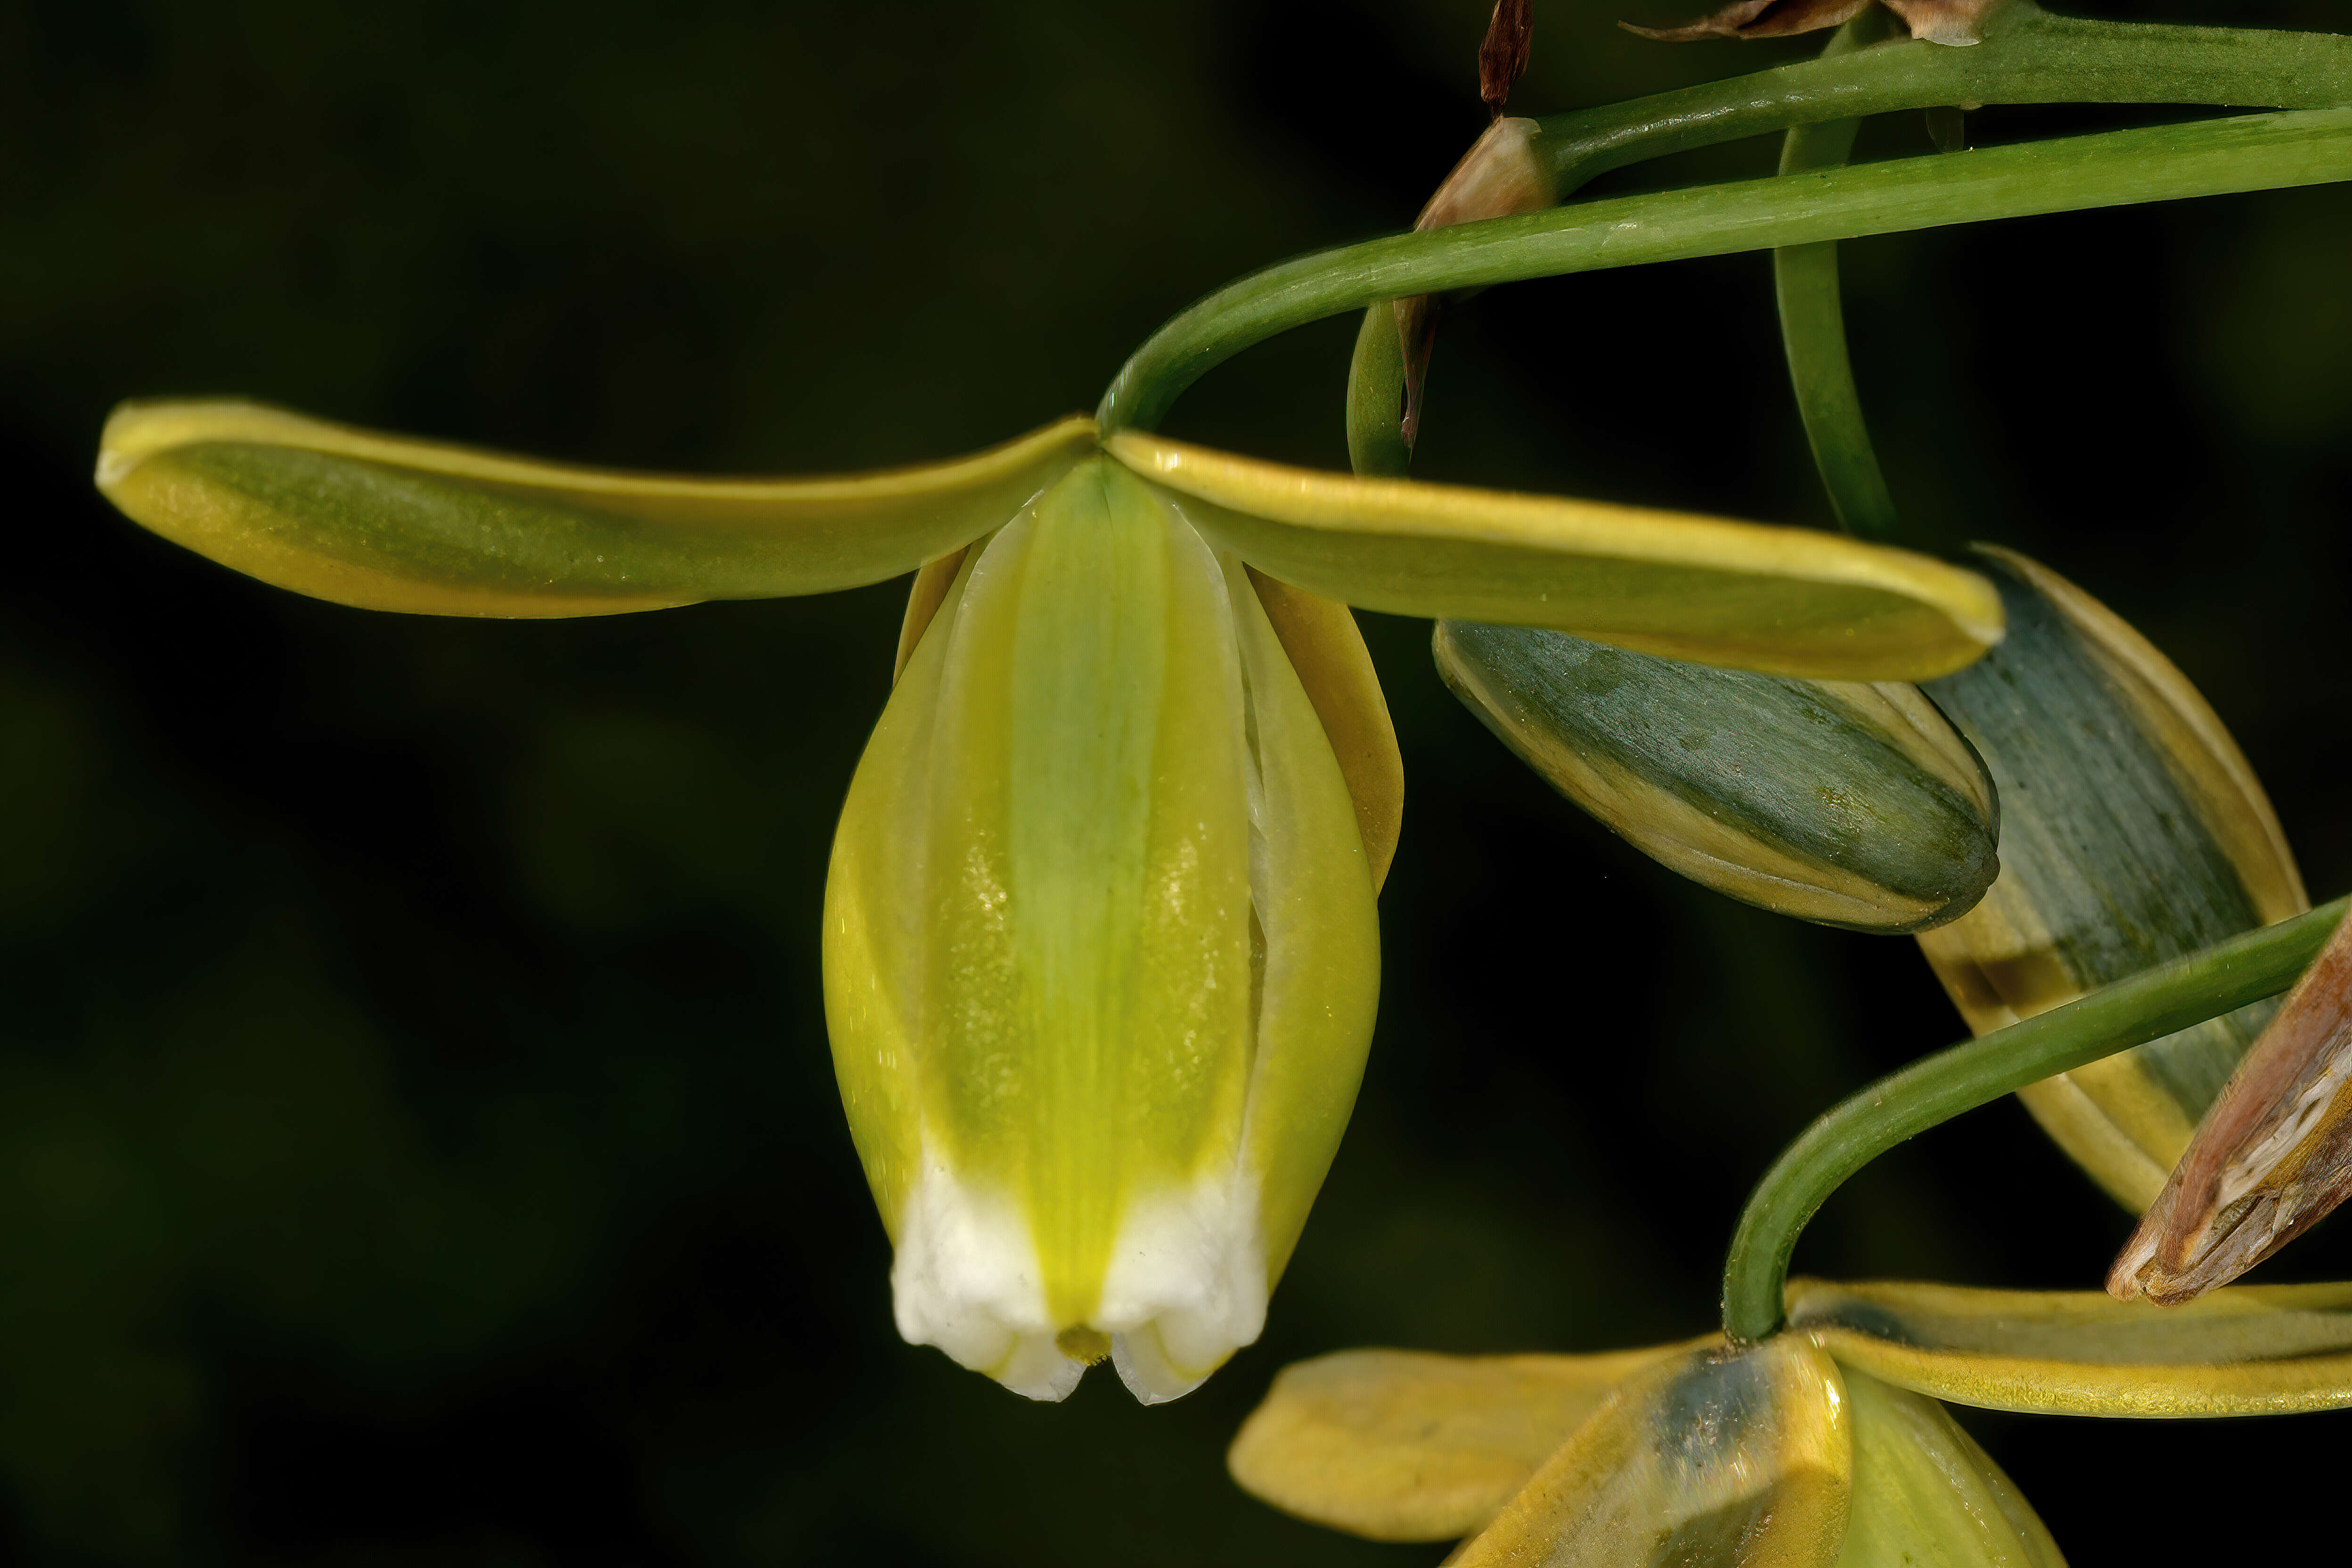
<box><xmin>1379</xmin><ymin>1</ymin><xmax>1558</xmax><ymax>456</ymax></box>
<box><xmin>1480</xmin><ymin>0</ymin><xmax>1536</xmax><ymax>118</ymax></box>
<box><xmin>1623</xmin><ymin>0</ymin><xmax>1993</xmax><ymax>46</ymax></box>
<box><xmin>1392</xmin><ymin>118</ymin><xmax>1555</xmax><ymax>450</ymax></box>
<box><xmin>2112</xmin><ymin>909</ymin><xmax>2352</xmax><ymax>1306</ymax></box>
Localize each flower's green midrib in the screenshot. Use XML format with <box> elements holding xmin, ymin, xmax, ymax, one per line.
<box><xmin>1099</xmin><ymin>106</ymin><xmax>2352</xmax><ymax>433</ymax></box>
<box><xmin>1720</xmin><ymin>897</ymin><xmax>2352</xmax><ymax>1345</ymax></box>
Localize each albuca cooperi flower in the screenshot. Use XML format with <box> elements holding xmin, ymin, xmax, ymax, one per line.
<box><xmin>94</xmin><ymin>400</ymin><xmax>2004</xmax><ymax>1400</ymax></box>
<box><xmin>1231</xmin><ymin>1278</ymin><xmax>2352</xmax><ymax>1561</ymax></box>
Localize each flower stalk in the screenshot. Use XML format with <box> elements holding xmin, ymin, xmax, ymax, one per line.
<box><xmin>1773</xmin><ymin>11</ymin><xmax>1906</xmax><ymax>539</ymax></box>
<box><xmin>1721</xmin><ymin>897</ymin><xmax>2352</xmax><ymax>1345</ymax></box>
<box><xmin>1100</xmin><ymin>106</ymin><xmax>2352</xmax><ymax>433</ymax></box>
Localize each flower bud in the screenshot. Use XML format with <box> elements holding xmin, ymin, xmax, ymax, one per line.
<box><xmin>824</xmin><ymin>458</ymin><xmax>1381</xmax><ymax>1403</ymax></box>
<box><xmin>1916</xmin><ymin>547</ymin><xmax>2308</xmax><ymax>1210</ymax></box>
<box><xmin>1434</xmin><ymin>621</ymin><xmax>1998</xmax><ymax>932</ymax></box>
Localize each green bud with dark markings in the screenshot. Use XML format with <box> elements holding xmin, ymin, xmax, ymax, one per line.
<box><xmin>1433</xmin><ymin>621</ymin><xmax>2000</xmax><ymax>933</ymax></box>
<box><xmin>1916</xmin><ymin>547</ymin><xmax>2309</xmax><ymax>1212</ymax></box>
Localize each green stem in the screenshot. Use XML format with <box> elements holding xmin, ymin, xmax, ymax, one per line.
<box><xmin>1719</xmin><ymin>897</ymin><xmax>2352</xmax><ymax>1346</ymax></box>
<box><xmin>1098</xmin><ymin>106</ymin><xmax>2352</xmax><ymax>433</ymax></box>
<box><xmin>1774</xmin><ymin>16</ymin><xmax>1905</xmax><ymax>540</ymax></box>
<box><xmin>1536</xmin><ymin>4</ymin><xmax>2352</xmax><ymax>192</ymax></box>
<box><xmin>1337</xmin><ymin>7</ymin><xmax>2345</xmax><ymax>473</ymax></box>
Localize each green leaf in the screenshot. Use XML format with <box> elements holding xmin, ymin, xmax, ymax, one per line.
<box><xmin>1107</xmin><ymin>431</ymin><xmax>2004</xmax><ymax>682</ymax></box>
<box><xmin>97</xmin><ymin>399</ymin><xmax>1099</xmax><ymax>616</ymax></box>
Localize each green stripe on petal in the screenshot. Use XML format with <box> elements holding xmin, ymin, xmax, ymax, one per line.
<box><xmin>1918</xmin><ymin>548</ymin><xmax>2309</xmax><ymax>1210</ymax></box>
<box><xmin>1228</xmin><ymin>1342</ymin><xmax>1702</xmax><ymax>1543</ymax></box>
<box><xmin>1105</xmin><ymin>430</ymin><xmax>2003</xmax><ymax>683</ymax></box>
<box><xmin>1837</xmin><ymin>1367</ymin><xmax>2065</xmax><ymax>1568</ymax></box>
<box><xmin>97</xmin><ymin>398</ymin><xmax>1098</xmax><ymax>616</ymax></box>
<box><xmin>825</xmin><ymin>459</ymin><xmax>1378</xmax><ymax>1404</ymax></box>
<box><xmin>1451</xmin><ymin>1335</ymin><xmax>1850</xmax><ymax>1568</ymax></box>
<box><xmin>1435</xmin><ymin>621</ymin><xmax>1998</xmax><ymax>932</ymax></box>
<box><xmin>1789</xmin><ymin>1278</ymin><xmax>2352</xmax><ymax>1418</ymax></box>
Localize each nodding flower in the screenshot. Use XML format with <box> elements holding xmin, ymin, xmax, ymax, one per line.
<box><xmin>96</xmin><ymin>399</ymin><xmax>2001</xmax><ymax>1399</ymax></box>
<box><xmin>1230</xmin><ymin>1276</ymin><xmax>2352</xmax><ymax>1560</ymax></box>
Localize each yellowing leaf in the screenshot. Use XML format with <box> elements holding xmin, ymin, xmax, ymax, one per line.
<box><xmin>1227</xmin><ymin>1343</ymin><xmax>1695</xmax><ymax>1543</ymax></box>
<box><xmin>98</xmin><ymin>398</ymin><xmax>1098</xmax><ymax>617</ymax></box>
<box><xmin>1789</xmin><ymin>1277</ymin><xmax>2352</xmax><ymax>1417</ymax></box>
<box><xmin>1107</xmin><ymin>431</ymin><xmax>2003</xmax><ymax>682</ymax></box>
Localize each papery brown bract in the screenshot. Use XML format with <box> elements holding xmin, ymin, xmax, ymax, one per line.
<box><xmin>2112</xmin><ymin>908</ymin><xmax>2352</xmax><ymax>1304</ymax></box>
<box><xmin>1623</xmin><ymin>0</ymin><xmax>1994</xmax><ymax>46</ymax></box>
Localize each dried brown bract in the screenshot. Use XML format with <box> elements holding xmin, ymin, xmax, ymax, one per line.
<box><xmin>1623</xmin><ymin>0</ymin><xmax>1992</xmax><ymax>46</ymax></box>
<box><xmin>1480</xmin><ymin>0</ymin><xmax>1536</xmax><ymax>118</ymax></box>
<box><xmin>1395</xmin><ymin>116</ymin><xmax>1553</xmax><ymax>449</ymax></box>
<box><xmin>2110</xmin><ymin>909</ymin><xmax>2352</xmax><ymax>1305</ymax></box>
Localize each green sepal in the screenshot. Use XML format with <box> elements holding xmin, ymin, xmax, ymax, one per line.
<box><xmin>1836</xmin><ymin>1366</ymin><xmax>2065</xmax><ymax>1568</ymax></box>
<box><xmin>1226</xmin><ymin>1341</ymin><xmax>1701</xmax><ymax>1544</ymax></box>
<box><xmin>1448</xmin><ymin>1336</ymin><xmax>1851</xmax><ymax>1568</ymax></box>
<box><xmin>1789</xmin><ymin>1277</ymin><xmax>2352</xmax><ymax>1418</ymax></box>
<box><xmin>97</xmin><ymin>399</ymin><xmax>1099</xmax><ymax>616</ymax></box>
<box><xmin>1435</xmin><ymin>621</ymin><xmax>1999</xmax><ymax>933</ymax></box>
<box><xmin>1917</xmin><ymin>548</ymin><xmax>2308</xmax><ymax>1209</ymax></box>
<box><xmin>1107</xmin><ymin>431</ymin><xmax>2004</xmax><ymax>683</ymax></box>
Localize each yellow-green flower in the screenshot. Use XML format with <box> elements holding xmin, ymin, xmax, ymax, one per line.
<box><xmin>93</xmin><ymin>399</ymin><xmax>2003</xmax><ymax>1401</ymax></box>
<box><xmin>1231</xmin><ymin>1277</ymin><xmax>2352</xmax><ymax>1561</ymax></box>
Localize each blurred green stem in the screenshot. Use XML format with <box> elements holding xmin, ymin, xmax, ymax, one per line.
<box><xmin>1536</xmin><ymin>4</ymin><xmax>2352</xmax><ymax>193</ymax></box>
<box><xmin>1774</xmin><ymin>15</ymin><xmax>1904</xmax><ymax>539</ymax></box>
<box><xmin>1100</xmin><ymin>107</ymin><xmax>2352</xmax><ymax>432</ymax></box>
<box><xmin>1340</xmin><ymin>8</ymin><xmax>2351</xmax><ymax>476</ymax></box>
<box><xmin>1719</xmin><ymin>897</ymin><xmax>2352</xmax><ymax>1346</ymax></box>
<box><xmin>1338</xmin><ymin>7</ymin><xmax>2351</xmax><ymax>472</ymax></box>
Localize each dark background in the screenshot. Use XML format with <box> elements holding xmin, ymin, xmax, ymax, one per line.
<box><xmin>4</xmin><ymin>0</ymin><xmax>2348</xmax><ymax>1562</ymax></box>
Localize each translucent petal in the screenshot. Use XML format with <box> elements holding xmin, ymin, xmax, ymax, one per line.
<box><xmin>1450</xmin><ymin>1335</ymin><xmax>1851</xmax><ymax>1568</ymax></box>
<box><xmin>1227</xmin><ymin>1343</ymin><xmax>1698</xmax><ymax>1543</ymax></box>
<box><xmin>1217</xmin><ymin>551</ymin><xmax>1382</xmax><ymax>1316</ymax></box>
<box><xmin>1789</xmin><ymin>1278</ymin><xmax>2352</xmax><ymax>1417</ymax></box>
<box><xmin>893</xmin><ymin>547</ymin><xmax>973</xmax><ymax>682</ymax></box>
<box><xmin>97</xmin><ymin>398</ymin><xmax>1097</xmax><ymax>616</ymax></box>
<box><xmin>1837</xmin><ymin>1368</ymin><xmax>2066</xmax><ymax>1568</ymax></box>
<box><xmin>1107</xmin><ymin>430</ymin><xmax>2003</xmax><ymax>682</ymax></box>
<box><xmin>1917</xmin><ymin>547</ymin><xmax>2309</xmax><ymax>1209</ymax></box>
<box><xmin>1247</xmin><ymin>570</ymin><xmax>1404</xmax><ymax>892</ymax></box>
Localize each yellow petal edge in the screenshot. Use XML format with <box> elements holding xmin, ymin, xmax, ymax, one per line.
<box><xmin>98</xmin><ymin>398</ymin><xmax>1098</xmax><ymax>617</ymax></box>
<box><xmin>1227</xmin><ymin>1341</ymin><xmax>1699</xmax><ymax>1542</ymax></box>
<box><xmin>1108</xmin><ymin>430</ymin><xmax>2005</xmax><ymax>684</ymax></box>
<box><xmin>1788</xmin><ymin>1277</ymin><xmax>2352</xmax><ymax>1417</ymax></box>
